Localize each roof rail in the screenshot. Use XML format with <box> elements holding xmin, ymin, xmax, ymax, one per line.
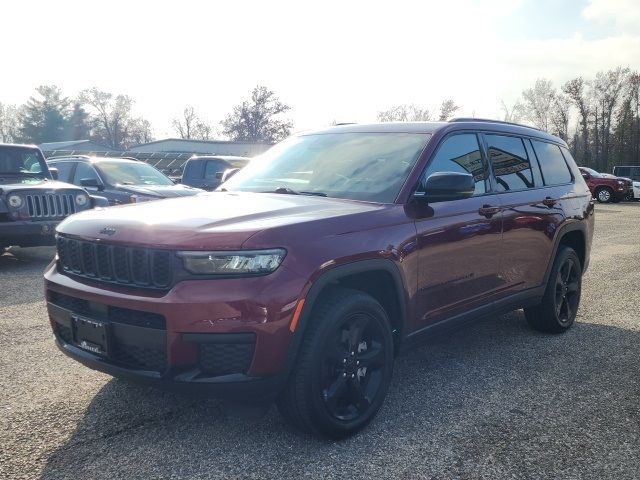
<box><xmin>448</xmin><ymin>117</ymin><xmax>542</xmax><ymax>131</ymax></box>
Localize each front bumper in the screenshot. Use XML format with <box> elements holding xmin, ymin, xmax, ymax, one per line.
<box><xmin>0</xmin><ymin>220</ymin><xmax>59</xmax><ymax>247</ymax></box>
<box><xmin>44</xmin><ymin>261</ymin><xmax>308</xmax><ymax>398</ymax></box>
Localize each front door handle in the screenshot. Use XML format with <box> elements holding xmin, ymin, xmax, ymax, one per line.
<box><xmin>543</xmin><ymin>196</ymin><xmax>557</xmax><ymax>207</ymax></box>
<box><xmin>478</xmin><ymin>205</ymin><xmax>500</xmax><ymax>218</ymax></box>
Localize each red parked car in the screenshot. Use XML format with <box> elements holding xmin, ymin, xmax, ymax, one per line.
<box><xmin>44</xmin><ymin>120</ymin><xmax>594</xmax><ymax>438</ymax></box>
<box><xmin>578</xmin><ymin>167</ymin><xmax>629</xmax><ymax>203</ymax></box>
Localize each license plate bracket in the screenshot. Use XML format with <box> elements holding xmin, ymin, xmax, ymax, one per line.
<box><xmin>72</xmin><ymin>315</ymin><xmax>109</xmax><ymax>356</ymax></box>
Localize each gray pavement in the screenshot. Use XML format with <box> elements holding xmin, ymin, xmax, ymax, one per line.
<box><xmin>1</xmin><ymin>203</ymin><xmax>639</xmax><ymax>479</ymax></box>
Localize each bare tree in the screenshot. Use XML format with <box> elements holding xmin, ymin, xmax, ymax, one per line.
<box><xmin>378</xmin><ymin>104</ymin><xmax>432</xmax><ymax>122</ymax></box>
<box><xmin>0</xmin><ymin>103</ymin><xmax>20</xmax><ymax>143</ymax></box>
<box><xmin>79</xmin><ymin>88</ymin><xmax>154</xmax><ymax>149</ymax></box>
<box><xmin>522</xmin><ymin>79</ymin><xmax>555</xmax><ymax>131</ymax></box>
<box><xmin>172</xmin><ymin>107</ymin><xmax>213</xmax><ymax>140</ymax></box>
<box><xmin>562</xmin><ymin>77</ymin><xmax>591</xmax><ymax>163</ymax></box>
<box><xmin>222</xmin><ymin>86</ymin><xmax>292</xmax><ymax>143</ymax></box>
<box><xmin>590</xmin><ymin>67</ymin><xmax>630</xmax><ymax>170</ymax></box>
<box><xmin>438</xmin><ymin>99</ymin><xmax>460</xmax><ymax>121</ymax></box>
<box><xmin>550</xmin><ymin>93</ymin><xmax>571</xmax><ymax>141</ymax></box>
<box><xmin>501</xmin><ymin>100</ymin><xmax>526</xmax><ymax>123</ymax></box>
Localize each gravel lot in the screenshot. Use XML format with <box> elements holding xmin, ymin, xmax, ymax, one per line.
<box><xmin>1</xmin><ymin>203</ymin><xmax>639</xmax><ymax>479</ymax></box>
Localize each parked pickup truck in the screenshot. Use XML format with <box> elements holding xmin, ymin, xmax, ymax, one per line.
<box><xmin>0</xmin><ymin>144</ymin><xmax>106</xmax><ymax>249</ymax></box>
<box><xmin>180</xmin><ymin>155</ymin><xmax>250</xmax><ymax>191</ymax></box>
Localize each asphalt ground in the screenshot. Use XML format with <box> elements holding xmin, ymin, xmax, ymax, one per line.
<box><xmin>1</xmin><ymin>203</ymin><xmax>638</xmax><ymax>479</ymax></box>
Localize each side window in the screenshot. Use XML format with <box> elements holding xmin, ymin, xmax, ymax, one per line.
<box><xmin>422</xmin><ymin>134</ymin><xmax>487</xmax><ymax>196</ymax></box>
<box><xmin>486</xmin><ymin>134</ymin><xmax>537</xmax><ymax>191</ymax></box>
<box><xmin>614</xmin><ymin>166</ymin><xmax>630</xmax><ymax>177</ymax></box>
<box><xmin>204</xmin><ymin>160</ymin><xmax>226</xmax><ymax>180</ymax></box>
<box><xmin>531</xmin><ymin>140</ymin><xmax>572</xmax><ymax>185</ymax></box>
<box><xmin>51</xmin><ymin>162</ymin><xmax>74</xmax><ymax>182</ymax></box>
<box><xmin>73</xmin><ymin>163</ymin><xmax>100</xmax><ymax>184</ymax></box>
<box><xmin>183</xmin><ymin>161</ymin><xmax>201</xmax><ymax>179</ymax></box>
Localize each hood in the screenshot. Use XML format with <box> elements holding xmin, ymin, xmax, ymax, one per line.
<box><xmin>57</xmin><ymin>192</ymin><xmax>387</xmax><ymax>250</ymax></box>
<box><xmin>601</xmin><ymin>174</ymin><xmax>630</xmax><ymax>182</ymax></box>
<box><xmin>115</xmin><ymin>183</ymin><xmax>202</xmax><ymax>198</ymax></box>
<box><xmin>0</xmin><ymin>178</ymin><xmax>86</xmax><ymax>194</ymax></box>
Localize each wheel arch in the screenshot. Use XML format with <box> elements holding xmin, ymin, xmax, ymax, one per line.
<box><xmin>544</xmin><ymin>222</ymin><xmax>588</xmax><ymax>285</ymax></box>
<box><xmin>294</xmin><ymin>259</ymin><xmax>409</xmax><ymax>356</ymax></box>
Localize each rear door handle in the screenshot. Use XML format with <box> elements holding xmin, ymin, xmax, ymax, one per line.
<box><xmin>543</xmin><ymin>196</ymin><xmax>557</xmax><ymax>207</ymax></box>
<box><xmin>478</xmin><ymin>205</ymin><xmax>500</xmax><ymax>218</ymax></box>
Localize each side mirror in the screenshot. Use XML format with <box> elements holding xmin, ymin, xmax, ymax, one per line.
<box><xmin>49</xmin><ymin>167</ymin><xmax>59</xmax><ymax>180</ymax></box>
<box><xmin>414</xmin><ymin>171</ymin><xmax>475</xmax><ymax>203</ymax></box>
<box><xmin>581</xmin><ymin>172</ymin><xmax>589</xmax><ymax>179</ymax></box>
<box><xmin>221</xmin><ymin>168</ymin><xmax>241</xmax><ymax>183</ymax></box>
<box><xmin>80</xmin><ymin>178</ymin><xmax>104</xmax><ymax>191</ymax></box>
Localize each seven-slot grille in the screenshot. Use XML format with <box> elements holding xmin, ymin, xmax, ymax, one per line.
<box><xmin>56</xmin><ymin>236</ymin><xmax>173</xmax><ymax>289</ymax></box>
<box><xmin>26</xmin><ymin>193</ymin><xmax>76</xmax><ymax>219</ymax></box>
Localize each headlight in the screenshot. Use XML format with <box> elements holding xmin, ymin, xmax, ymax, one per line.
<box><xmin>75</xmin><ymin>193</ymin><xmax>89</xmax><ymax>206</ymax></box>
<box><xmin>617</xmin><ymin>180</ymin><xmax>624</xmax><ymax>186</ymax></box>
<box><xmin>7</xmin><ymin>195</ymin><xmax>23</xmax><ymax>208</ymax></box>
<box><xmin>177</xmin><ymin>249</ymin><xmax>286</xmax><ymax>275</ymax></box>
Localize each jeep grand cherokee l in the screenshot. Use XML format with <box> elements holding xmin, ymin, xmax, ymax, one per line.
<box><xmin>0</xmin><ymin>144</ymin><xmax>102</xmax><ymax>249</ymax></box>
<box><xmin>44</xmin><ymin>120</ymin><xmax>594</xmax><ymax>438</ymax></box>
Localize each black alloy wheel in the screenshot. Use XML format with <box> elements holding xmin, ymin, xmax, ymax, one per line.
<box><xmin>525</xmin><ymin>246</ymin><xmax>582</xmax><ymax>333</ymax></box>
<box><xmin>554</xmin><ymin>256</ymin><xmax>580</xmax><ymax>327</ymax></box>
<box><xmin>320</xmin><ymin>311</ymin><xmax>388</xmax><ymax>422</ymax></box>
<box><xmin>277</xmin><ymin>288</ymin><xmax>394</xmax><ymax>438</ymax></box>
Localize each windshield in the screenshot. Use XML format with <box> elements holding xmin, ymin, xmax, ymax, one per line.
<box><xmin>220</xmin><ymin>132</ymin><xmax>431</xmax><ymax>203</ymax></box>
<box><xmin>96</xmin><ymin>161</ymin><xmax>174</xmax><ymax>186</ymax></box>
<box><xmin>0</xmin><ymin>147</ymin><xmax>48</xmax><ymax>178</ymax></box>
<box><xmin>582</xmin><ymin>167</ymin><xmax>602</xmax><ymax>178</ymax></box>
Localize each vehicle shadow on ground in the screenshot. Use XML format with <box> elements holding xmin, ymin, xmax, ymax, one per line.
<box><xmin>0</xmin><ymin>247</ymin><xmax>55</xmax><ymax>305</ymax></box>
<box><xmin>39</xmin><ymin>313</ymin><xmax>640</xmax><ymax>479</ymax></box>
<box><xmin>0</xmin><ymin>246</ymin><xmax>55</xmax><ymax>270</ymax></box>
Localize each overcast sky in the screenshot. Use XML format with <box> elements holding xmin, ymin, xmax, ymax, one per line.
<box><xmin>2</xmin><ymin>0</ymin><xmax>640</xmax><ymax>138</ymax></box>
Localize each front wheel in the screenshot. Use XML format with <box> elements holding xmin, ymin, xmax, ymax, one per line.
<box><xmin>595</xmin><ymin>187</ymin><xmax>613</xmax><ymax>203</ymax></box>
<box><xmin>277</xmin><ymin>288</ymin><xmax>394</xmax><ymax>438</ymax></box>
<box><xmin>524</xmin><ymin>246</ymin><xmax>582</xmax><ymax>333</ymax></box>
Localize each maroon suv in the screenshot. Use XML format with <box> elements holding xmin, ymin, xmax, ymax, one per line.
<box><xmin>44</xmin><ymin>120</ymin><xmax>594</xmax><ymax>438</ymax></box>
<box><xmin>578</xmin><ymin>166</ymin><xmax>629</xmax><ymax>203</ymax></box>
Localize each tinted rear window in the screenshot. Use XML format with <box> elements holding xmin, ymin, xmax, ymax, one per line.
<box><xmin>531</xmin><ymin>140</ymin><xmax>572</xmax><ymax>185</ymax></box>
<box><xmin>486</xmin><ymin>134</ymin><xmax>538</xmax><ymax>191</ymax></box>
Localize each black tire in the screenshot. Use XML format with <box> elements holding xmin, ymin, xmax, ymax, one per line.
<box><xmin>277</xmin><ymin>288</ymin><xmax>394</xmax><ymax>439</ymax></box>
<box><xmin>524</xmin><ymin>246</ymin><xmax>582</xmax><ymax>333</ymax></box>
<box><xmin>595</xmin><ymin>187</ymin><xmax>613</xmax><ymax>203</ymax></box>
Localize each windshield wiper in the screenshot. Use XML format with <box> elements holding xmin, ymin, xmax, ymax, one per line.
<box><xmin>270</xmin><ymin>186</ymin><xmax>327</xmax><ymax>197</ymax></box>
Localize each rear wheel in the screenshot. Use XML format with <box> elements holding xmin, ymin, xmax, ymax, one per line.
<box><xmin>277</xmin><ymin>288</ymin><xmax>394</xmax><ymax>438</ymax></box>
<box><xmin>595</xmin><ymin>187</ymin><xmax>613</xmax><ymax>203</ymax></box>
<box><xmin>524</xmin><ymin>246</ymin><xmax>582</xmax><ymax>333</ymax></box>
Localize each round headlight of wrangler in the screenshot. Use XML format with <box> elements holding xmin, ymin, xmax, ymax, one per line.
<box><xmin>8</xmin><ymin>194</ymin><xmax>23</xmax><ymax>208</ymax></box>
<box><xmin>75</xmin><ymin>193</ymin><xmax>88</xmax><ymax>206</ymax></box>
